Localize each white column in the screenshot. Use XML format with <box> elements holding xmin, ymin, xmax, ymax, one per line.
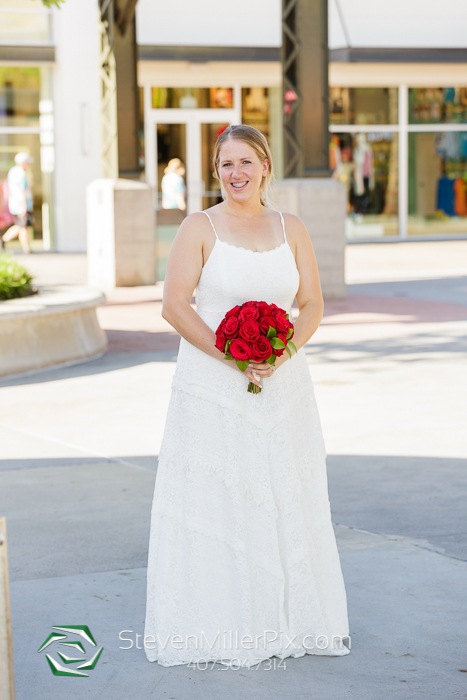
<box><xmin>52</xmin><ymin>0</ymin><xmax>101</xmax><ymax>252</ymax></box>
<box><xmin>398</xmin><ymin>84</ymin><xmax>409</xmax><ymax>239</ymax></box>
<box><xmin>144</xmin><ymin>86</ymin><xmax>157</xmax><ymax>210</ymax></box>
<box><xmin>187</xmin><ymin>117</ymin><xmax>202</xmax><ymax>214</ymax></box>
<box><xmin>233</xmin><ymin>85</ymin><xmax>242</xmax><ymax>125</ymax></box>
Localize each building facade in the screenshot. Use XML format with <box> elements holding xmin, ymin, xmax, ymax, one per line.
<box><xmin>0</xmin><ymin>0</ymin><xmax>101</xmax><ymax>252</ymax></box>
<box><xmin>1</xmin><ymin>0</ymin><xmax>466</xmax><ymax>255</ymax></box>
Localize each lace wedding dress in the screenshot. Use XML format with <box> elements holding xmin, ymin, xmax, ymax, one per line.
<box><xmin>144</xmin><ymin>211</ymin><xmax>350</xmax><ymax>667</ymax></box>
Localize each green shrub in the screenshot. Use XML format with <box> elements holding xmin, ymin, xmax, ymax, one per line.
<box><xmin>0</xmin><ymin>254</ymin><xmax>35</xmax><ymax>301</ymax></box>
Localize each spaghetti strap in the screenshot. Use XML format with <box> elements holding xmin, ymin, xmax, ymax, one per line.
<box><xmin>279</xmin><ymin>211</ymin><xmax>287</xmax><ymax>242</ymax></box>
<box><xmin>202</xmin><ymin>211</ymin><xmax>219</xmax><ymax>240</ymax></box>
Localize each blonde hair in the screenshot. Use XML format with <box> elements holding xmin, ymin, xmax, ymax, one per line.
<box><xmin>164</xmin><ymin>157</ymin><xmax>185</xmax><ymax>176</ymax></box>
<box><xmin>212</xmin><ymin>125</ymin><xmax>275</xmax><ymax>207</ymax></box>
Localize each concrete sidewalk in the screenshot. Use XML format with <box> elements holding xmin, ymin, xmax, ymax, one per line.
<box><xmin>1</xmin><ymin>242</ymin><xmax>466</xmax><ymax>699</ymax></box>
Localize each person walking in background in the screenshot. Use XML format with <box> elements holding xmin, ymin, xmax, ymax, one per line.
<box><xmin>2</xmin><ymin>152</ymin><xmax>34</xmax><ymax>254</ymax></box>
<box><xmin>161</xmin><ymin>158</ymin><xmax>186</xmax><ymax>211</ymax></box>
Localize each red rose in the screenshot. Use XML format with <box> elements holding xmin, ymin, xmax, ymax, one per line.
<box><xmin>251</xmin><ymin>336</ymin><xmax>272</xmax><ymax>361</ymax></box>
<box><xmin>239</xmin><ymin>305</ymin><xmax>259</xmax><ymax>322</ymax></box>
<box><xmin>274</xmin><ymin>313</ymin><xmax>290</xmax><ymax>334</ymax></box>
<box><xmin>242</xmin><ymin>301</ymin><xmax>258</xmax><ymax>309</ymax></box>
<box><xmin>215</xmin><ymin>331</ymin><xmax>227</xmax><ymax>353</ymax></box>
<box><xmin>239</xmin><ymin>320</ymin><xmax>260</xmax><ymax>342</ymax></box>
<box><xmin>223</xmin><ymin>316</ymin><xmax>239</xmax><ymax>337</ymax></box>
<box><xmin>273</xmin><ymin>333</ymin><xmax>288</xmax><ymax>356</ymax></box>
<box><xmin>229</xmin><ymin>339</ymin><xmax>251</xmax><ymax>362</ymax></box>
<box><xmin>259</xmin><ymin>316</ymin><xmax>275</xmax><ymax>335</ymax></box>
<box><xmin>225</xmin><ymin>305</ymin><xmax>241</xmax><ymax>318</ymax></box>
<box><xmin>269</xmin><ymin>303</ymin><xmax>287</xmax><ymax>318</ymax></box>
<box><xmin>257</xmin><ymin>302</ymin><xmax>271</xmax><ymax>317</ymax></box>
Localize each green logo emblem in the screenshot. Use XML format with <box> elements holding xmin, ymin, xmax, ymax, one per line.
<box><xmin>37</xmin><ymin>625</ymin><xmax>104</xmax><ymax>677</ymax></box>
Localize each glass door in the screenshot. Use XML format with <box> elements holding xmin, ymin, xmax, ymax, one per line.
<box><xmin>201</xmin><ymin>122</ymin><xmax>229</xmax><ymax>210</ymax></box>
<box><xmin>144</xmin><ymin>103</ymin><xmax>238</xmax><ymax>279</ymax></box>
<box><xmin>154</xmin><ymin>123</ymin><xmax>187</xmax><ymax>280</ymax></box>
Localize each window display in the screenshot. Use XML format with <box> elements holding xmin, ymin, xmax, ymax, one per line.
<box><xmin>408</xmin><ymin>132</ymin><xmax>467</xmax><ymax>235</ymax></box>
<box><xmin>0</xmin><ymin>67</ymin><xmax>53</xmax><ymax>248</ymax></box>
<box><xmin>151</xmin><ymin>88</ymin><xmax>233</xmax><ymax>110</ymax></box>
<box><xmin>409</xmin><ymin>88</ymin><xmax>467</xmax><ymax>125</ymax></box>
<box><xmin>330</xmin><ymin>88</ymin><xmax>398</xmax><ymax>126</ymax></box>
<box><xmin>242</xmin><ymin>87</ymin><xmax>269</xmax><ymax>137</ymax></box>
<box><xmin>332</xmin><ymin>132</ymin><xmax>398</xmax><ymax>238</ymax></box>
<box><xmin>0</xmin><ymin>67</ymin><xmax>40</xmax><ymax>128</ymax></box>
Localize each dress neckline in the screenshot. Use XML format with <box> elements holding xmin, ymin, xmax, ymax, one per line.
<box><xmin>216</xmin><ymin>238</ymin><xmax>289</xmax><ymax>255</ymax></box>
<box><xmin>202</xmin><ymin>209</ymin><xmax>288</xmax><ymax>255</ymax></box>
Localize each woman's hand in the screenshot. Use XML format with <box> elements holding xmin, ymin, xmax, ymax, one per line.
<box><xmin>221</xmin><ymin>355</ymin><xmax>287</xmax><ymax>388</ymax></box>
<box><xmin>247</xmin><ymin>352</ymin><xmax>290</xmax><ymax>387</ymax></box>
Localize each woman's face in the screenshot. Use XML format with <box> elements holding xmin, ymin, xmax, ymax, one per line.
<box><xmin>217</xmin><ymin>138</ymin><xmax>268</xmax><ymax>204</ymax></box>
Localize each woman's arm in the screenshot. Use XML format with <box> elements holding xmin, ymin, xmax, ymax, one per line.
<box><xmin>162</xmin><ymin>213</ymin><xmax>222</xmax><ymax>359</ymax></box>
<box><xmin>287</xmin><ymin>213</ymin><xmax>324</xmax><ymax>351</ymax></box>
<box><xmin>162</xmin><ymin>213</ymin><xmax>262</xmax><ymax>386</ymax></box>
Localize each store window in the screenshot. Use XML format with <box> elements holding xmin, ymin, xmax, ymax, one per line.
<box><xmin>408</xmin><ymin>132</ymin><xmax>467</xmax><ymax>235</ymax></box>
<box><xmin>151</xmin><ymin>88</ymin><xmax>233</xmax><ymax>110</ymax></box>
<box><xmin>0</xmin><ymin>67</ymin><xmax>54</xmax><ymax>250</ymax></box>
<box><xmin>331</xmin><ymin>132</ymin><xmax>398</xmax><ymax>238</ymax></box>
<box><xmin>241</xmin><ymin>87</ymin><xmax>284</xmax><ymax>180</ymax></box>
<box><xmin>409</xmin><ymin>88</ymin><xmax>467</xmax><ymax>125</ymax></box>
<box><xmin>242</xmin><ymin>87</ymin><xmax>269</xmax><ymax>135</ymax></box>
<box><xmin>0</xmin><ymin>0</ymin><xmax>52</xmax><ymax>44</ymax></box>
<box><xmin>0</xmin><ymin>67</ymin><xmax>40</xmax><ymax>127</ymax></box>
<box><xmin>330</xmin><ymin>88</ymin><xmax>398</xmax><ymax>126</ymax></box>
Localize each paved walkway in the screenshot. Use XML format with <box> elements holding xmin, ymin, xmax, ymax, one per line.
<box><xmin>1</xmin><ymin>241</ymin><xmax>466</xmax><ymax>699</ymax></box>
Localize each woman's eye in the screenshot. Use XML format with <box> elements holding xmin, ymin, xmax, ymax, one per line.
<box><xmin>243</xmin><ymin>160</ymin><xmax>251</xmax><ymax>164</ymax></box>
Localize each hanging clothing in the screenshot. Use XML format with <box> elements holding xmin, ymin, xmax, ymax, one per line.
<box><xmin>453</xmin><ymin>177</ymin><xmax>467</xmax><ymax>216</ymax></box>
<box><xmin>437</xmin><ymin>177</ymin><xmax>455</xmax><ymax>216</ymax></box>
<box><xmin>435</xmin><ymin>132</ymin><xmax>461</xmax><ymax>160</ymax></box>
<box><xmin>460</xmin><ymin>133</ymin><xmax>467</xmax><ymax>159</ymax></box>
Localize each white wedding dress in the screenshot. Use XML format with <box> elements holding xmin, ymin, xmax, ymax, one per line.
<box><xmin>144</xmin><ymin>211</ymin><xmax>350</xmax><ymax>667</ymax></box>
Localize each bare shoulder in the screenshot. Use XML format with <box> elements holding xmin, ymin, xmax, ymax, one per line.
<box><xmin>281</xmin><ymin>212</ymin><xmax>312</xmax><ymax>252</ymax></box>
<box><xmin>173</xmin><ymin>211</ymin><xmax>211</xmax><ymax>247</ymax></box>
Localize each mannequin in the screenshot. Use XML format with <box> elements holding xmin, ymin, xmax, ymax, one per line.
<box><xmin>353</xmin><ymin>133</ymin><xmax>375</xmax><ymax>196</ymax></box>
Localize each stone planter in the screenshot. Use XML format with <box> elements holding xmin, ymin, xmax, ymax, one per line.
<box><xmin>0</xmin><ymin>286</ymin><xmax>107</xmax><ymax>378</ymax></box>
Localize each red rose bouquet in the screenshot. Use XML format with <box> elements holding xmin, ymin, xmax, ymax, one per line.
<box><xmin>215</xmin><ymin>301</ymin><xmax>297</xmax><ymax>394</ymax></box>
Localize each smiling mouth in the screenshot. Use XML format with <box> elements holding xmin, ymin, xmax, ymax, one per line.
<box><xmin>230</xmin><ymin>181</ymin><xmax>248</xmax><ymax>190</ymax></box>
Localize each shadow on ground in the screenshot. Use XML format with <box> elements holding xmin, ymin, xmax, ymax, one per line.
<box><xmin>327</xmin><ymin>454</ymin><xmax>467</xmax><ymax>561</ymax></box>
<box><xmin>0</xmin><ymin>454</ymin><xmax>465</xmax><ymax>583</ymax></box>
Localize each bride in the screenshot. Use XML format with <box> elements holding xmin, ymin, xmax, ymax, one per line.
<box><xmin>144</xmin><ymin>124</ymin><xmax>350</xmax><ymax>668</ymax></box>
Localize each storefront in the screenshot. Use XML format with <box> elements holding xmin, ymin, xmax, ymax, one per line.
<box><xmin>329</xmin><ymin>64</ymin><xmax>467</xmax><ymax>241</ymax></box>
<box><xmin>0</xmin><ymin>1</ymin><xmax>55</xmax><ymax>250</ymax></box>
<box><xmin>141</xmin><ymin>60</ymin><xmax>467</xmax><ymax>268</ymax></box>
<box><xmin>138</xmin><ymin>60</ymin><xmax>282</xmax><ymax>277</ymax></box>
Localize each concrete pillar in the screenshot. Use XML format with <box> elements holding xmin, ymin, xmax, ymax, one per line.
<box><xmin>273</xmin><ymin>178</ymin><xmax>346</xmax><ymax>299</ymax></box>
<box><xmin>52</xmin><ymin>0</ymin><xmax>102</xmax><ymax>252</ymax></box>
<box><xmin>86</xmin><ymin>178</ymin><xmax>156</xmax><ymax>289</ymax></box>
